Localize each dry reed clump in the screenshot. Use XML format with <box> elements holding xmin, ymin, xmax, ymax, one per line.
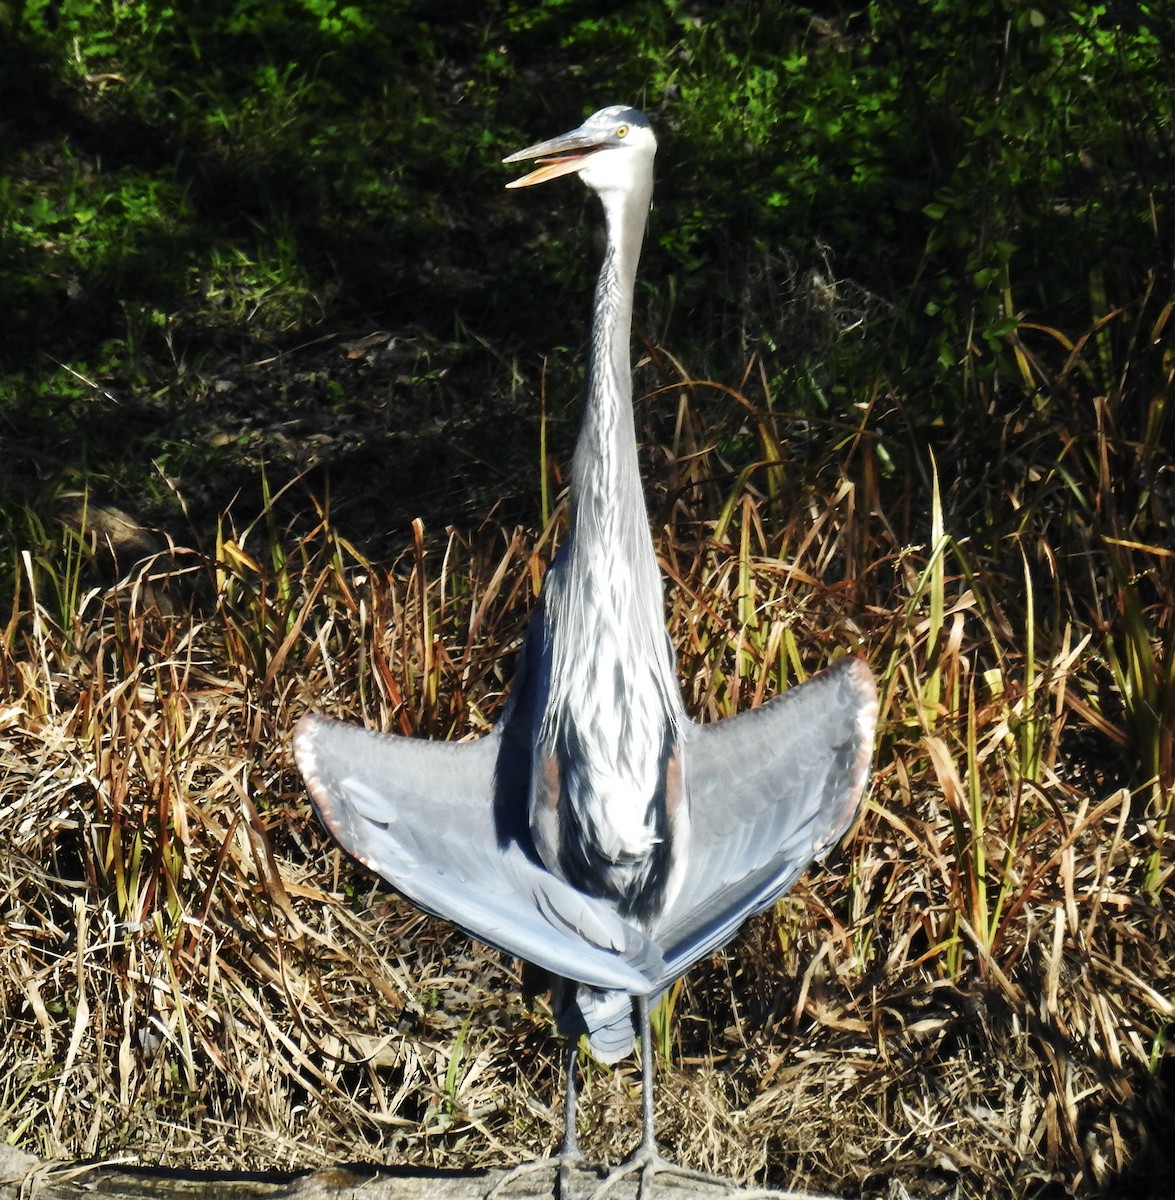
<box><xmin>1</xmin><ymin>323</ymin><xmax>1174</xmax><ymax>1198</ymax></box>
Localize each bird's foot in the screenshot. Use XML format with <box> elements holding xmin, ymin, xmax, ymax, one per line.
<box><xmin>586</xmin><ymin>1143</ymin><xmax>727</xmax><ymax>1200</ymax></box>
<box><xmin>489</xmin><ymin>1148</ymin><xmax>834</xmax><ymax>1199</ymax></box>
<box><xmin>485</xmin><ymin>1151</ymin><xmax>594</xmax><ymax>1199</ymax></box>
<box><xmin>586</xmin><ymin>1151</ymin><xmax>842</xmax><ymax>1199</ymax></box>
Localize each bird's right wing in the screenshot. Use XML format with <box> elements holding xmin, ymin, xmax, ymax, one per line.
<box><xmin>653</xmin><ymin>656</ymin><xmax>877</xmax><ymax>988</ymax></box>
<box><xmin>294</xmin><ymin>715</ymin><xmax>663</xmax><ymax>994</ymax></box>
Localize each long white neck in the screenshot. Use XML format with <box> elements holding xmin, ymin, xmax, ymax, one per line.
<box><xmin>569</xmin><ymin>178</ymin><xmax>658</xmax><ymax>580</ymax></box>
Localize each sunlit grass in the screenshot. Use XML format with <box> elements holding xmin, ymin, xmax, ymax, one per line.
<box><xmin>3</xmin><ymin>298</ymin><xmax>1172</xmax><ymax>1194</ymax></box>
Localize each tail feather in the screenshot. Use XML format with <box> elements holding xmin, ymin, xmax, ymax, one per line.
<box><xmin>555</xmin><ymin>985</ymin><xmax>637</xmax><ymax>1063</ymax></box>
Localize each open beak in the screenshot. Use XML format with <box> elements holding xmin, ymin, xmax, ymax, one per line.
<box><xmin>503</xmin><ymin>124</ymin><xmax>607</xmax><ymax>189</ymax></box>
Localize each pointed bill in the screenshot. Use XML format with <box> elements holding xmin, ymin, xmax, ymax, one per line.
<box><xmin>503</xmin><ymin>126</ymin><xmax>607</xmax><ymax>189</ymax></box>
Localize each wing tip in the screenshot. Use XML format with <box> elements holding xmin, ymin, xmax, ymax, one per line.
<box><xmin>292</xmin><ymin>714</ymin><xmax>324</xmax><ymax>795</ymax></box>
<box><xmin>847</xmin><ymin>654</ymin><xmax>880</xmax><ymax>776</ymax></box>
<box><xmin>292</xmin><ymin>711</ymin><xmax>353</xmax><ymax>847</ymax></box>
<box><xmin>292</xmin><ymin>711</ymin><xmax>326</xmax><ymax>771</ymax></box>
<box><xmin>817</xmin><ymin>654</ymin><xmax>880</xmax><ymax>854</ymax></box>
<box><xmin>829</xmin><ymin>652</ymin><xmax>877</xmax><ymax>704</ymax></box>
<box><xmin>292</xmin><ymin>714</ymin><xmax>315</xmax><ymax>786</ymax></box>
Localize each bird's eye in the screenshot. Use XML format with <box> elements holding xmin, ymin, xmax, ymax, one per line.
<box><xmin>616</xmin><ymin>124</ymin><xmax>629</xmax><ymax>139</ymax></box>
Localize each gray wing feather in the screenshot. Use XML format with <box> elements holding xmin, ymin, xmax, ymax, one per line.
<box><xmin>294</xmin><ymin>715</ymin><xmax>663</xmax><ymax>994</ymax></box>
<box><xmin>653</xmin><ymin>656</ymin><xmax>877</xmax><ymax>987</ymax></box>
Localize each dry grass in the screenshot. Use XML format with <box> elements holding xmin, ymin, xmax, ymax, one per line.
<box><xmin>2</xmin><ymin>306</ymin><xmax>1173</xmax><ymax>1199</ymax></box>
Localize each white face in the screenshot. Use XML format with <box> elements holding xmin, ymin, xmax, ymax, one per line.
<box><xmin>577</xmin><ymin>116</ymin><xmax>657</xmax><ymax>197</ymax></box>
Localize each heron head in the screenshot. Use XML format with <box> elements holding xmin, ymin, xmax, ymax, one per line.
<box><xmin>503</xmin><ymin>106</ymin><xmax>656</xmax><ymax>197</ymax></box>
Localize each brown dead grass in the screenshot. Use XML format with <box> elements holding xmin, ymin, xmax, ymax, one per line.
<box><xmin>2</xmin><ymin>312</ymin><xmax>1174</xmax><ymax>1198</ymax></box>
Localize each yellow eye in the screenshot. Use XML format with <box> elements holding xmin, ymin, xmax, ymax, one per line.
<box><xmin>616</xmin><ymin>124</ymin><xmax>629</xmax><ymax>139</ymax></box>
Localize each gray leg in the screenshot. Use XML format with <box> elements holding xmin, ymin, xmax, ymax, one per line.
<box><xmin>588</xmin><ymin>996</ymin><xmax>726</xmax><ymax>1200</ymax></box>
<box><xmin>480</xmin><ymin>1036</ymin><xmax>585</xmax><ymax>1195</ymax></box>
<box><xmin>635</xmin><ymin>995</ymin><xmax>657</xmax><ymax>1196</ymax></box>
<box><xmin>559</xmin><ymin>1043</ymin><xmax>581</xmax><ymax>1194</ymax></box>
<box><xmin>485</xmin><ymin>1039</ymin><xmax>587</xmax><ymax>1200</ymax></box>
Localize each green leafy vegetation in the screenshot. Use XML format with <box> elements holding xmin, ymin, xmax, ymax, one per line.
<box><xmin>1</xmin><ymin>1</ymin><xmax>1173</xmax><ymax>1196</ymax></box>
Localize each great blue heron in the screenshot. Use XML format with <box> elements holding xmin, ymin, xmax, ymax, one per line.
<box><xmin>294</xmin><ymin>105</ymin><xmax>878</xmax><ymax>1197</ymax></box>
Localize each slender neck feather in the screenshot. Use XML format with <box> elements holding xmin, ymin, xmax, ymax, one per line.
<box><xmin>569</xmin><ymin>174</ymin><xmax>657</xmax><ymax>576</ymax></box>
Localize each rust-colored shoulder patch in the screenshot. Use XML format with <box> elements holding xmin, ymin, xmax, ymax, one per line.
<box><xmin>663</xmin><ymin>742</ymin><xmax>683</xmax><ymax>819</ymax></box>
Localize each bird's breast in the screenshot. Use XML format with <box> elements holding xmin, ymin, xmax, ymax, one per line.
<box><xmin>528</xmin><ymin>555</ymin><xmax>686</xmax><ymax>920</ymax></box>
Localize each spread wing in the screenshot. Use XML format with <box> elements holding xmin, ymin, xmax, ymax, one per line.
<box><xmin>652</xmin><ymin>656</ymin><xmax>877</xmax><ymax>988</ymax></box>
<box><xmin>294</xmin><ymin>715</ymin><xmax>664</xmax><ymax>994</ymax></box>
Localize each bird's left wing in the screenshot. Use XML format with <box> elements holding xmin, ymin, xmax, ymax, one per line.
<box><xmin>294</xmin><ymin>715</ymin><xmax>663</xmax><ymax>994</ymax></box>
<box><xmin>651</xmin><ymin>656</ymin><xmax>877</xmax><ymax>989</ymax></box>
